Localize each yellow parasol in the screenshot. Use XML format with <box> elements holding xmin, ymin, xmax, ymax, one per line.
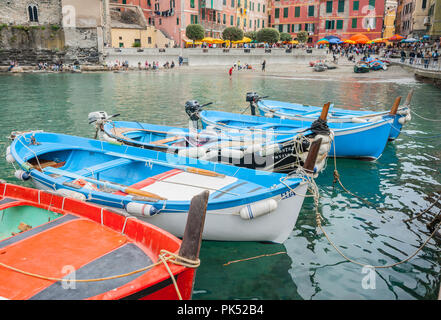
<box><xmin>343</xmin><ymin>39</ymin><xmax>356</xmax><ymax>44</ymax></box>
<box><xmin>289</xmin><ymin>40</ymin><xmax>299</xmax><ymax>44</ymax></box>
<box><xmin>233</xmin><ymin>37</ymin><xmax>252</xmax><ymax>44</ymax></box>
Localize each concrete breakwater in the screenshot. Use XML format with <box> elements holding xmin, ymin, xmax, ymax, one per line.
<box><xmin>104</xmin><ymin>47</ymin><xmax>327</xmax><ymax>67</ymax></box>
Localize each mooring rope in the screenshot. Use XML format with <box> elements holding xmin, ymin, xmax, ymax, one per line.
<box><xmin>0</xmin><ymin>249</ymin><xmax>200</xmax><ymax>300</ymax></box>
<box><xmin>403</xmin><ymin>193</ymin><xmax>441</xmax><ymax>223</ymax></box>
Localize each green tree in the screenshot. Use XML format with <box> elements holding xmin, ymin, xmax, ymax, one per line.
<box><xmin>296</xmin><ymin>30</ymin><xmax>309</xmax><ymax>43</ymax></box>
<box><xmin>279</xmin><ymin>32</ymin><xmax>292</xmax><ymax>42</ymax></box>
<box><xmin>185</xmin><ymin>24</ymin><xmax>205</xmax><ymax>47</ymax></box>
<box><xmin>256</xmin><ymin>28</ymin><xmax>280</xmax><ymax>44</ymax></box>
<box><xmin>222</xmin><ymin>27</ymin><xmax>244</xmax><ymax>47</ymax></box>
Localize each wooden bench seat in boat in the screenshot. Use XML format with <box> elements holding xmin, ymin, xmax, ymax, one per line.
<box><xmin>46</xmin><ymin>158</ymin><xmax>133</xmax><ymax>183</ymax></box>
<box><xmin>0</xmin><ymin>213</ymin><xmax>153</xmax><ymax>300</ymax></box>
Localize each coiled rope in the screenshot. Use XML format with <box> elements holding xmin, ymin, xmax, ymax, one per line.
<box><xmin>0</xmin><ymin>249</ymin><xmax>200</xmax><ymax>300</ymax></box>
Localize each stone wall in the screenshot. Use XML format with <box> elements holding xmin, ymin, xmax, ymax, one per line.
<box><xmin>0</xmin><ymin>0</ymin><xmax>62</xmax><ymax>26</ymax></box>
<box><xmin>0</xmin><ymin>26</ymin><xmax>65</xmax><ymax>65</ymax></box>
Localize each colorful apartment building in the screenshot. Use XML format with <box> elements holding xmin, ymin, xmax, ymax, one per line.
<box><xmin>114</xmin><ymin>0</ymin><xmax>267</xmax><ymax>46</ymax></box>
<box><xmin>395</xmin><ymin>0</ymin><xmax>441</xmax><ymax>39</ymax></box>
<box><xmin>382</xmin><ymin>0</ymin><xmax>397</xmax><ymax>39</ymax></box>
<box><xmin>269</xmin><ymin>0</ymin><xmax>385</xmax><ymax>43</ymax></box>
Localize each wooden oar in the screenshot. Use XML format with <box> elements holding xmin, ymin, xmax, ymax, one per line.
<box><xmin>389</xmin><ymin>96</ymin><xmax>402</xmax><ymax>115</ymax></box>
<box><xmin>104</xmin><ymin>151</ymin><xmax>226</xmax><ymax>178</ymax></box>
<box><xmin>44</xmin><ymin>167</ymin><xmax>167</xmax><ymax>200</ymax></box>
<box><xmin>320</xmin><ymin>102</ymin><xmax>331</xmax><ymax>121</ymax></box>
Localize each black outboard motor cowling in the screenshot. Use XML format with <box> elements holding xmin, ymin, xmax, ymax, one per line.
<box><xmin>185</xmin><ymin>100</ymin><xmax>202</xmax><ymax>121</ymax></box>
<box><xmin>246</xmin><ymin>92</ymin><xmax>260</xmax><ymax>116</ymax></box>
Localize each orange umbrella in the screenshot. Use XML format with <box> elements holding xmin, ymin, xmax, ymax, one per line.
<box><xmin>344</xmin><ymin>39</ymin><xmax>356</xmax><ymax>44</ymax></box>
<box><xmin>388</xmin><ymin>34</ymin><xmax>404</xmax><ymax>41</ymax></box>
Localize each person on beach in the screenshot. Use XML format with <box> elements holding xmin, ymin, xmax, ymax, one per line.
<box><xmin>261</xmin><ymin>60</ymin><xmax>266</xmax><ymax>72</ymax></box>
<box><xmin>228</xmin><ymin>66</ymin><xmax>233</xmax><ymax>79</ymax></box>
<box><xmin>432</xmin><ymin>50</ymin><xmax>439</xmax><ymax>68</ymax></box>
<box><xmin>423</xmin><ymin>51</ymin><xmax>431</xmax><ymax>69</ymax></box>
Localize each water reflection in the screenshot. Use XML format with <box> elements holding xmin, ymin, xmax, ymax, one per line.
<box><xmin>0</xmin><ymin>71</ymin><xmax>439</xmax><ymax>300</ymax></box>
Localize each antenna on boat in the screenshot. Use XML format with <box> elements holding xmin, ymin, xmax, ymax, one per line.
<box><xmin>178</xmin><ymin>190</ymin><xmax>209</xmax><ymax>265</ymax></box>
<box><xmin>389</xmin><ymin>96</ymin><xmax>402</xmax><ymax>115</ymax></box>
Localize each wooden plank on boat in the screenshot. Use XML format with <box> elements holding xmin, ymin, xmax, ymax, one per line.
<box><xmin>320</xmin><ymin>102</ymin><xmax>331</xmax><ymax>121</ymax></box>
<box><xmin>150</xmin><ymin>136</ymin><xmax>182</xmax><ymax>145</ymax></box>
<box><xmin>389</xmin><ymin>96</ymin><xmax>402</xmax><ymax>115</ymax></box>
<box><xmin>28</xmin><ymin>160</ymin><xmax>66</xmax><ymax>172</ymax></box>
<box><xmin>179</xmin><ymin>190</ymin><xmax>209</xmax><ymax>262</ymax></box>
<box><xmin>303</xmin><ymin>138</ymin><xmax>322</xmax><ymax>173</ymax></box>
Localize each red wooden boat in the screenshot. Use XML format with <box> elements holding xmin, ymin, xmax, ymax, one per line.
<box><xmin>0</xmin><ymin>182</ymin><xmax>207</xmax><ymax>300</ymax></box>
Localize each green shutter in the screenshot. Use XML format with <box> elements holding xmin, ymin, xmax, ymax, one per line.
<box><xmin>190</xmin><ymin>0</ymin><xmax>194</xmax><ymax>8</ymax></box>
<box><xmin>369</xmin><ymin>0</ymin><xmax>375</xmax><ymax>8</ymax></box>
<box><xmin>326</xmin><ymin>1</ymin><xmax>333</xmax><ymax>13</ymax></box>
<box><xmin>308</xmin><ymin>5</ymin><xmax>314</xmax><ymax>17</ymax></box>
<box><xmin>352</xmin><ymin>18</ymin><xmax>357</xmax><ymax>28</ymax></box>
<box><xmin>278</xmin><ymin>24</ymin><xmax>283</xmax><ymax>32</ymax></box>
<box><xmin>231</xmin><ymin>15</ymin><xmax>233</xmax><ymax>25</ymax></box>
<box><xmin>353</xmin><ymin>1</ymin><xmax>359</xmax><ymax>10</ymax></box>
<box><xmin>295</xmin><ymin>6</ymin><xmax>300</xmax><ymax>17</ymax></box>
<box><xmin>231</xmin><ymin>0</ymin><xmax>234</xmax><ymax>7</ymax></box>
<box><xmin>337</xmin><ymin>20</ymin><xmax>343</xmax><ymax>29</ymax></box>
<box><xmin>284</xmin><ymin>7</ymin><xmax>288</xmax><ymax>18</ymax></box>
<box><xmin>275</xmin><ymin>8</ymin><xmax>279</xmax><ymax>18</ymax></box>
<box><xmin>338</xmin><ymin>0</ymin><xmax>345</xmax><ymax>12</ymax></box>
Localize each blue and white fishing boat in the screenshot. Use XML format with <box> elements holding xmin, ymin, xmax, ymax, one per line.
<box><xmin>6</xmin><ymin>131</ymin><xmax>323</xmax><ymax>243</ymax></box>
<box><xmin>89</xmin><ymin>106</ymin><xmax>330</xmax><ymax>174</ymax></box>
<box><xmin>196</xmin><ymin>105</ymin><xmax>395</xmax><ymax>160</ymax></box>
<box><xmin>255</xmin><ymin>91</ymin><xmax>413</xmax><ymax>141</ymax></box>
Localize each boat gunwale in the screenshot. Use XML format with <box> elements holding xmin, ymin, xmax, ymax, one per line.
<box><xmin>9</xmin><ymin>132</ymin><xmax>303</xmax><ymax>211</ymax></box>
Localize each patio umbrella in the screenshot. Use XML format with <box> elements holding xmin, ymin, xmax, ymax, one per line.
<box><xmin>350</xmin><ymin>33</ymin><xmax>370</xmax><ymax>43</ymax></box>
<box><xmin>328</xmin><ymin>38</ymin><xmax>343</xmax><ymax>44</ymax></box>
<box><xmin>317</xmin><ymin>38</ymin><xmax>329</xmax><ymax>44</ymax></box>
<box><xmin>233</xmin><ymin>37</ymin><xmax>252</xmax><ymax>44</ymax></box>
<box><xmin>388</xmin><ymin>34</ymin><xmax>404</xmax><ymax>41</ymax></box>
<box><xmin>401</xmin><ymin>37</ymin><xmax>418</xmax><ymax>43</ymax></box>
<box><xmin>343</xmin><ymin>39</ymin><xmax>356</xmax><ymax>44</ymax></box>
<box><xmin>324</xmin><ymin>35</ymin><xmax>341</xmax><ymax>40</ymax></box>
<box><xmin>201</xmin><ymin>37</ymin><xmax>216</xmax><ymax>43</ymax></box>
<box><xmin>289</xmin><ymin>40</ymin><xmax>299</xmax><ymax>44</ymax></box>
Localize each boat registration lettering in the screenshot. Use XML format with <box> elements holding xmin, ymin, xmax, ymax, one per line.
<box><xmin>281</xmin><ymin>190</ymin><xmax>296</xmax><ymax>200</ymax></box>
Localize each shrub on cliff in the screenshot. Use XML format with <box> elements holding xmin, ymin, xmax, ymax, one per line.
<box><xmin>222</xmin><ymin>27</ymin><xmax>244</xmax><ymax>47</ymax></box>
<box><xmin>256</xmin><ymin>28</ymin><xmax>279</xmax><ymax>44</ymax></box>
<box><xmin>185</xmin><ymin>24</ymin><xmax>204</xmax><ymax>47</ymax></box>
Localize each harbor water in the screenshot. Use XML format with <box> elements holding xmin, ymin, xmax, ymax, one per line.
<box><xmin>0</xmin><ymin>69</ymin><xmax>440</xmax><ymax>300</ymax></box>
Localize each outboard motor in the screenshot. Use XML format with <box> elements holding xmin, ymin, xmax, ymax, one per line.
<box><xmin>185</xmin><ymin>100</ymin><xmax>202</xmax><ymax>130</ymax></box>
<box><xmin>88</xmin><ymin>111</ymin><xmax>120</xmax><ymax>139</ymax></box>
<box><xmin>88</xmin><ymin>111</ymin><xmax>110</xmax><ymax>125</ymax></box>
<box><xmin>246</xmin><ymin>92</ymin><xmax>260</xmax><ymax>116</ymax></box>
<box><xmin>185</xmin><ymin>100</ymin><xmax>213</xmax><ymax>130</ymax></box>
<box><xmin>246</xmin><ymin>92</ymin><xmax>268</xmax><ymax>116</ymax></box>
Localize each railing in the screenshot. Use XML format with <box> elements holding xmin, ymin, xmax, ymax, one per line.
<box><xmin>390</xmin><ymin>57</ymin><xmax>441</xmax><ymax>72</ymax></box>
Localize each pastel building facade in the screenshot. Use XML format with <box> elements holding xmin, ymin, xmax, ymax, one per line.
<box><xmin>269</xmin><ymin>0</ymin><xmax>385</xmax><ymax>43</ymax></box>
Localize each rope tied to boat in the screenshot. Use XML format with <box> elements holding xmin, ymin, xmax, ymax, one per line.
<box><xmin>0</xmin><ymin>249</ymin><xmax>200</xmax><ymax>300</ymax></box>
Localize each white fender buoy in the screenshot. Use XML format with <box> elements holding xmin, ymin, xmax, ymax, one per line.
<box><xmin>369</xmin><ymin>116</ymin><xmax>383</xmax><ymax>122</ymax></box>
<box><xmin>5</xmin><ymin>146</ymin><xmax>15</xmax><ymax>163</ymax></box>
<box><xmin>221</xmin><ymin>148</ymin><xmax>244</xmax><ymax>159</ymax></box>
<box><xmin>239</xmin><ymin>199</ymin><xmax>278</xmax><ymax>220</ymax></box>
<box><xmin>319</xmin><ymin>142</ymin><xmax>331</xmax><ymax>155</ymax></box>
<box><xmin>314</xmin><ymin>134</ymin><xmax>332</xmax><ymax>144</ymax></box>
<box><xmin>126</xmin><ymin>202</ymin><xmax>158</xmax><ymax>217</ymax></box>
<box><xmin>14</xmin><ymin>170</ymin><xmax>30</xmax><ymax>181</ymax></box>
<box><xmin>55</xmin><ymin>189</ymin><xmax>86</xmax><ymax>201</ymax></box>
<box><xmin>259</xmin><ymin>144</ymin><xmax>281</xmax><ymax>157</ymax></box>
<box><xmin>398</xmin><ymin>116</ymin><xmax>406</xmax><ymax>125</ymax></box>
<box><xmin>405</xmin><ymin>114</ymin><xmax>411</xmax><ymax>122</ymax></box>
<box><xmin>351</xmin><ymin>117</ymin><xmax>367</xmax><ymax>123</ymax></box>
<box><xmin>178</xmin><ymin>147</ymin><xmax>207</xmax><ymax>159</ymax></box>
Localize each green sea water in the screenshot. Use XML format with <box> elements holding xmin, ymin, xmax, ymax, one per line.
<box><xmin>0</xmin><ymin>68</ymin><xmax>440</xmax><ymax>300</ymax></box>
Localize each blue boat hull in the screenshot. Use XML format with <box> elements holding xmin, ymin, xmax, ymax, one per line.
<box><xmin>199</xmin><ymin>110</ymin><xmax>393</xmax><ymax>160</ymax></box>
<box><xmin>256</xmin><ymin>99</ymin><xmax>411</xmax><ymax>140</ymax></box>
<box><xmin>8</xmin><ymin>131</ymin><xmax>311</xmax><ymax>243</ymax></box>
